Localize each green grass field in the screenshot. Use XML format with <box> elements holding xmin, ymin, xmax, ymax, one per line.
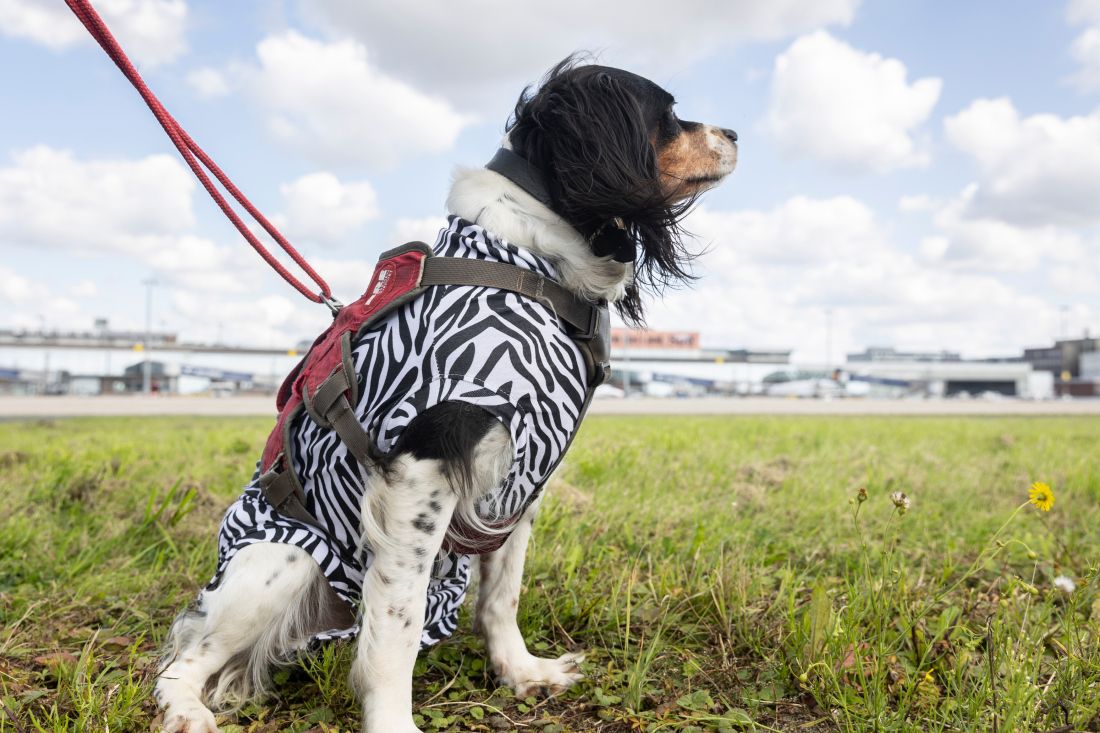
<box><xmin>1</xmin><ymin>415</ymin><xmax>1098</xmax><ymax>732</ymax></box>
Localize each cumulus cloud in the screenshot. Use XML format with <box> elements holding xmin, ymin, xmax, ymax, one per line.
<box><xmin>1066</xmin><ymin>0</ymin><xmax>1100</xmax><ymax>91</ymax></box>
<box><xmin>0</xmin><ymin>266</ymin><xmax>49</xmax><ymax>303</ymax></box>
<box><xmin>171</xmin><ymin>290</ymin><xmax>330</xmax><ymax>347</ymax></box>
<box><xmin>919</xmin><ymin>185</ymin><xmax>1085</xmax><ymax>272</ymax></box>
<box><xmin>944</xmin><ymin>97</ymin><xmax>1100</xmax><ymax>226</ymax></box>
<box><xmin>645</xmin><ymin>198</ymin><xmax>1076</xmax><ymax>360</ymax></box>
<box><xmin>691</xmin><ymin>196</ymin><xmax>884</xmax><ymax>266</ymax></box>
<box><xmin>277</xmin><ymin>172</ymin><xmax>379</xmax><ymax>244</ymax></box>
<box><xmin>309</xmin><ymin>0</ymin><xmax>862</xmax><ymax>98</ymax></box>
<box><xmin>0</xmin><ymin>146</ymin><xmax>263</xmax><ymax>293</ymax></box>
<box><xmin>69</xmin><ymin>279</ymin><xmax>99</xmax><ymax>298</ymax></box>
<box><xmin>0</xmin><ymin>0</ymin><xmax>188</xmax><ymax>68</ymax></box>
<box><xmin>0</xmin><ymin>146</ymin><xmax>194</xmax><ymax>252</ymax></box>
<box><xmin>765</xmin><ymin>31</ymin><xmax>941</xmax><ymax>174</ymax></box>
<box><xmin>388</xmin><ymin>216</ymin><xmax>449</xmax><ymax>247</ymax></box>
<box><xmin>235</xmin><ymin>31</ymin><xmax>472</xmax><ymax>169</ymax></box>
<box><xmin>186</xmin><ymin>67</ymin><xmax>230</xmax><ymax>99</ymax></box>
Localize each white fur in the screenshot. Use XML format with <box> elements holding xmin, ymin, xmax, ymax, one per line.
<box><xmin>475</xmin><ymin>492</ymin><xmax>584</xmax><ymax>697</ymax></box>
<box><xmin>156</xmin><ymin>543</ymin><xmax>336</xmax><ymax>732</ymax></box>
<box><xmin>446</xmin><ymin>166</ymin><xmax>633</xmax><ymax>305</ymax></box>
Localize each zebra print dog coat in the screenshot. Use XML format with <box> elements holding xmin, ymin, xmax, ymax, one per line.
<box><xmin>205</xmin><ymin>216</ymin><xmax>590</xmax><ymax>648</ymax></box>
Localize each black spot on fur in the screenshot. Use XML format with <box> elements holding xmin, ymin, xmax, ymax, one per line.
<box><xmin>412</xmin><ymin>513</ymin><xmax>436</xmax><ymax>535</ymax></box>
<box><xmin>265</xmin><ymin>570</ymin><xmax>281</xmax><ymax>587</ymax></box>
<box><xmin>287</xmin><ymin>552</ymin><xmax>299</xmax><ymax>563</ymax></box>
<box><xmin>414</xmin><ymin>547</ymin><xmax>427</xmax><ymax>557</ymax></box>
<box><xmin>417</xmin><ymin>563</ymin><xmax>426</xmax><ymax>574</ymax></box>
<box><xmin>429</xmin><ymin>500</ymin><xmax>443</xmax><ymax>513</ymax></box>
<box><xmin>377</xmin><ymin>572</ymin><xmax>391</xmax><ymax>586</ymax></box>
<box><xmin>405</xmin><ymin>619</ymin><xmax>412</xmax><ymax>628</ymax></box>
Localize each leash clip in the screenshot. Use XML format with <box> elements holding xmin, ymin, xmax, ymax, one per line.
<box><xmin>321</xmin><ymin>294</ymin><xmax>344</xmax><ymax>317</ymax></box>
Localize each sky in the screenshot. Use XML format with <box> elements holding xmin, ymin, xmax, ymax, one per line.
<box><xmin>2</xmin><ymin>0</ymin><xmax>1100</xmax><ymax>363</ymax></box>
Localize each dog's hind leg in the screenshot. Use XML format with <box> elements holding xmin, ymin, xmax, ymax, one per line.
<box><xmin>350</xmin><ymin>454</ymin><xmax>460</xmax><ymax>733</ymax></box>
<box><xmin>156</xmin><ymin>542</ymin><xmax>353</xmax><ymax>733</ymax></box>
<box><xmin>474</xmin><ymin>493</ymin><xmax>584</xmax><ymax>697</ymax></box>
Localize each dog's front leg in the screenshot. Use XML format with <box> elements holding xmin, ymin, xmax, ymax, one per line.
<box><xmin>352</xmin><ymin>456</ymin><xmax>457</xmax><ymax>733</ymax></box>
<box><xmin>475</xmin><ymin>494</ymin><xmax>584</xmax><ymax>697</ymax></box>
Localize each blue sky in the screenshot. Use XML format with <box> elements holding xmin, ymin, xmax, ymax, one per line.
<box><xmin>2</xmin><ymin>0</ymin><xmax>1099</xmax><ymax>362</ymax></box>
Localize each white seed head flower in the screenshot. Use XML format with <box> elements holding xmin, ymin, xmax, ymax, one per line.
<box><xmin>890</xmin><ymin>491</ymin><xmax>911</xmax><ymax>511</ymax></box>
<box><xmin>1053</xmin><ymin>575</ymin><xmax>1076</xmax><ymax>593</ymax></box>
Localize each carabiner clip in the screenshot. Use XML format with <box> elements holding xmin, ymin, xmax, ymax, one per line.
<box><xmin>321</xmin><ymin>294</ymin><xmax>344</xmax><ymax>317</ymax></box>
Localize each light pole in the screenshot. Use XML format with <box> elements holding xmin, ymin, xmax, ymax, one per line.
<box><xmin>825</xmin><ymin>308</ymin><xmax>834</xmax><ymax>374</ymax></box>
<box><xmin>142</xmin><ymin>278</ymin><xmax>157</xmax><ymax>395</ymax></box>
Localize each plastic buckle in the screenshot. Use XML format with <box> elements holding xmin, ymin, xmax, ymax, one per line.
<box><xmin>568</xmin><ymin>299</ymin><xmax>604</xmax><ymax>340</ymax></box>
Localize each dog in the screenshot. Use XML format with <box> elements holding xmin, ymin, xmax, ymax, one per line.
<box><xmin>154</xmin><ymin>57</ymin><xmax>737</xmax><ymax>733</ymax></box>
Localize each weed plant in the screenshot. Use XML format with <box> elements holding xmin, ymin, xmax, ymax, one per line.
<box><xmin>0</xmin><ymin>415</ymin><xmax>1098</xmax><ymax>732</ymax></box>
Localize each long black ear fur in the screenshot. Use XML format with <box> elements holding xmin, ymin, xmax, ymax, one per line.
<box><xmin>507</xmin><ymin>56</ymin><xmax>699</xmax><ymax>327</ymax></box>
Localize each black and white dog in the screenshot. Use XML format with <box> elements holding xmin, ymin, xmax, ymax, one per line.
<box><xmin>155</xmin><ymin>58</ymin><xmax>737</xmax><ymax>733</ymax></box>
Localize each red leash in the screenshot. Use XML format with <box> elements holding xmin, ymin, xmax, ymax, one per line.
<box><xmin>63</xmin><ymin>0</ymin><xmax>336</xmax><ymax>309</ymax></box>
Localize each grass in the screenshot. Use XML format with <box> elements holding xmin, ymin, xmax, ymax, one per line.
<box><xmin>0</xmin><ymin>414</ymin><xmax>1098</xmax><ymax>732</ymax></box>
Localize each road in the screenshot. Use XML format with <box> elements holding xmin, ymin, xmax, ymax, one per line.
<box><xmin>2</xmin><ymin>395</ymin><xmax>1099</xmax><ymax>419</ymax></box>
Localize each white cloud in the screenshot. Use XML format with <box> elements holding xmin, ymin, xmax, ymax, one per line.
<box><xmin>1050</xmin><ymin>262</ymin><xmax>1100</xmax><ymax>294</ymax></box>
<box><xmin>0</xmin><ymin>146</ymin><xmax>194</xmax><ymax>253</ymax></box>
<box><xmin>278</xmin><ymin>172</ymin><xmax>379</xmax><ymax>244</ymax></box>
<box><xmin>0</xmin><ymin>146</ymin><xmax>262</xmax><ymax>293</ymax></box>
<box><xmin>898</xmin><ymin>194</ymin><xmax>940</xmax><ymax>213</ymax></box>
<box><xmin>0</xmin><ymin>266</ymin><xmax>49</xmax><ymax>303</ymax></box>
<box><xmin>307</xmin><ymin>258</ymin><xmax>376</xmax><ymax>305</ymax></box>
<box><xmin>944</xmin><ymin>97</ymin><xmax>1100</xmax><ymax>226</ymax></box>
<box><xmin>310</xmin><ymin>0</ymin><xmax>862</xmax><ymax>99</ymax></box>
<box><xmin>388</xmin><ymin>216</ymin><xmax>449</xmax><ymax>247</ymax></box>
<box><xmin>1066</xmin><ymin>0</ymin><xmax>1100</xmax><ymax>91</ymax></box>
<box><xmin>186</xmin><ymin>67</ymin><xmax>230</xmax><ymax>99</ymax></box>
<box><xmin>0</xmin><ymin>0</ymin><xmax>188</xmax><ymax>68</ymax></box>
<box><xmin>649</xmin><ymin>198</ymin><xmax>1078</xmax><ymax>360</ymax></box>
<box><xmin>170</xmin><ymin>290</ymin><xmax>330</xmax><ymax>347</ymax></box>
<box><xmin>691</xmin><ymin>196</ymin><xmax>883</xmax><ymax>266</ymax></box>
<box><xmin>69</xmin><ymin>279</ymin><xmax>99</xmax><ymax>298</ymax></box>
<box><xmin>236</xmin><ymin>31</ymin><xmax>473</xmax><ymax>169</ymax></box>
<box><xmin>765</xmin><ymin>31</ymin><xmax>941</xmax><ymax>174</ymax></box>
<box><xmin>923</xmin><ymin>187</ymin><xmax>1084</xmax><ymax>272</ymax></box>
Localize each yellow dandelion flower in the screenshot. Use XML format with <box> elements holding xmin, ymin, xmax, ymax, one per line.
<box><xmin>1028</xmin><ymin>482</ymin><xmax>1054</xmax><ymax>511</ymax></box>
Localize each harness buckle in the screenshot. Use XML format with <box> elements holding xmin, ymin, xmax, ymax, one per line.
<box><xmin>321</xmin><ymin>294</ymin><xmax>344</xmax><ymax>317</ymax></box>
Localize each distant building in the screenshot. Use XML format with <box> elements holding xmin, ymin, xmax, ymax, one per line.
<box><xmin>1023</xmin><ymin>335</ymin><xmax>1099</xmax><ymax>378</ymax></box>
<box><xmin>611</xmin><ymin>329</ymin><xmax>698</xmax><ymax>349</ymax></box>
<box><xmin>847</xmin><ymin>346</ymin><xmax>962</xmax><ymax>363</ymax></box>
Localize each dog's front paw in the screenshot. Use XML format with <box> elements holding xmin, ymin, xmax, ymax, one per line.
<box><xmin>161</xmin><ymin>704</ymin><xmax>219</xmax><ymax>733</ymax></box>
<box><xmin>496</xmin><ymin>652</ymin><xmax>585</xmax><ymax>698</ymax></box>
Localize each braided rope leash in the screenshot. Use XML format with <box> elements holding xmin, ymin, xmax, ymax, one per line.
<box><xmin>63</xmin><ymin>0</ymin><xmax>337</xmax><ymax>310</ymax></box>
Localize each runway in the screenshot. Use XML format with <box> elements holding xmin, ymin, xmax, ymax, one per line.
<box><xmin>2</xmin><ymin>395</ymin><xmax>1098</xmax><ymax>419</ymax></box>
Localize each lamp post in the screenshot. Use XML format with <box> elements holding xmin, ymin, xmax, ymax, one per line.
<box><xmin>142</xmin><ymin>278</ymin><xmax>157</xmax><ymax>395</ymax></box>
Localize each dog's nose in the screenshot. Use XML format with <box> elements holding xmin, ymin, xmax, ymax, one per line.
<box><xmin>719</xmin><ymin>127</ymin><xmax>738</xmax><ymax>143</ymax></box>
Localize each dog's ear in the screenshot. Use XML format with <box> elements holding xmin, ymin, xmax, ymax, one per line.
<box><xmin>509</xmin><ymin>58</ymin><xmax>697</xmax><ymax>327</ymax></box>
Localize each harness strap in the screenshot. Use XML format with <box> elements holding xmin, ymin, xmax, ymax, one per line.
<box><xmin>257</xmin><ymin>457</ymin><xmax>326</xmax><ymax>531</ymax></box>
<box><xmin>258</xmin><ymin>251</ymin><xmax>610</xmax><ymax>555</ymax></box>
<box><xmin>421</xmin><ymin>257</ymin><xmax>599</xmax><ymax>338</ymax></box>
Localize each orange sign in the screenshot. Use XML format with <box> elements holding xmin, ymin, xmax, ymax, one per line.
<box><xmin>610</xmin><ymin>329</ymin><xmax>699</xmax><ymax>349</ymax></box>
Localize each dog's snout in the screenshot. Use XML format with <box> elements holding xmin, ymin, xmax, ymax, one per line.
<box><xmin>719</xmin><ymin>127</ymin><xmax>738</xmax><ymax>143</ymax></box>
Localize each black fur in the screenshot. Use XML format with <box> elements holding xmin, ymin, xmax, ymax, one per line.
<box><xmin>506</xmin><ymin>55</ymin><xmax>705</xmax><ymax>326</ymax></box>
<box><xmin>386</xmin><ymin>400</ymin><xmax>498</xmax><ymax>496</ymax></box>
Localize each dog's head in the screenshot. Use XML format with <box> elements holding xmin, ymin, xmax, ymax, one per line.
<box><xmin>505</xmin><ymin>57</ymin><xmax>737</xmax><ymax>324</ymax></box>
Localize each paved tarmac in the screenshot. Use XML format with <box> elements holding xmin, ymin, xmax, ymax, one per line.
<box><xmin>1</xmin><ymin>395</ymin><xmax>1098</xmax><ymax>419</ymax></box>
